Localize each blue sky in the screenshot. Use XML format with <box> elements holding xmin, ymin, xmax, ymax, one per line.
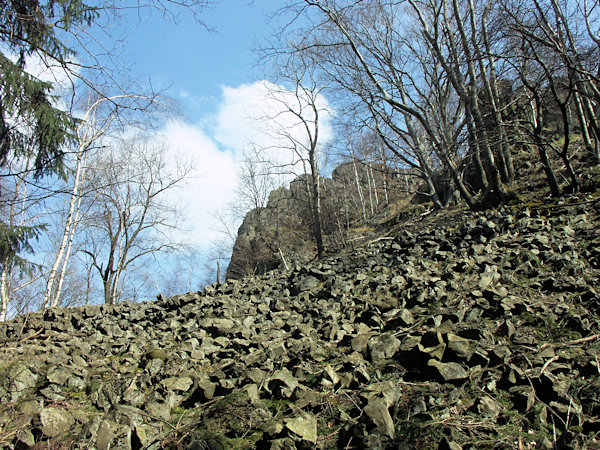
<box><xmin>113</xmin><ymin>1</ymin><xmax>283</xmax><ymax>250</ymax></box>
<box><xmin>101</xmin><ymin>1</ymin><xmax>333</xmax><ymax>273</ymax></box>
<box><xmin>123</xmin><ymin>1</ymin><xmax>279</xmax><ymax>121</ymax></box>
<box><xmin>13</xmin><ymin>1</ymin><xmax>334</xmax><ymax>301</ymax></box>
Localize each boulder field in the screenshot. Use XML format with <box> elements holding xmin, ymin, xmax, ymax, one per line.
<box><xmin>1</xmin><ymin>196</ymin><xmax>599</xmax><ymax>449</ymax></box>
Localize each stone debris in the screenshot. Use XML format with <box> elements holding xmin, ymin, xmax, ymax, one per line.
<box><xmin>0</xmin><ymin>199</ymin><xmax>599</xmax><ymax>448</ymax></box>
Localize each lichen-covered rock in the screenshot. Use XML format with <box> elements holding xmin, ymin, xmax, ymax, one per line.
<box><xmin>40</xmin><ymin>407</ymin><xmax>75</xmax><ymax>438</ymax></box>
<box><xmin>368</xmin><ymin>333</ymin><xmax>401</xmax><ymax>363</ymax></box>
<box><xmin>286</xmin><ymin>413</ymin><xmax>317</xmax><ymax>443</ymax></box>
<box><xmin>0</xmin><ymin>362</ymin><xmax>38</xmax><ymax>403</ymax></box>
<box><xmin>364</xmin><ymin>397</ymin><xmax>396</xmax><ymax>438</ymax></box>
<box><xmin>428</xmin><ymin>358</ymin><xmax>469</xmax><ymax>382</ymax></box>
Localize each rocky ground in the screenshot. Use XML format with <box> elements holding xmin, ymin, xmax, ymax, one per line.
<box><xmin>1</xmin><ymin>192</ymin><xmax>600</xmax><ymax>449</ymax></box>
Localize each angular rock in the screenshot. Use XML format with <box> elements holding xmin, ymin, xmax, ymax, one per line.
<box><xmin>490</xmin><ymin>346</ymin><xmax>512</xmax><ymax>366</ymax></box>
<box><xmin>323</xmin><ymin>365</ymin><xmax>340</xmax><ymax>386</ymax></box>
<box><xmin>368</xmin><ymin>333</ymin><xmax>401</xmax><ymax>363</ymax></box>
<box><xmin>145</xmin><ymin>402</ymin><xmax>171</xmax><ymax>421</ymax></box>
<box><xmin>161</xmin><ymin>376</ymin><xmax>193</xmax><ymax>392</ymax></box>
<box><xmin>477</xmin><ymin>396</ymin><xmax>502</xmax><ymax>419</ymax></box>
<box><xmin>146</xmin><ymin>348</ymin><xmax>167</xmax><ymax>361</ymax></box>
<box><xmin>16</xmin><ymin>429</ymin><xmax>35</xmax><ymax>447</ymax></box>
<box><xmin>47</xmin><ymin>366</ymin><xmax>73</xmax><ymax>385</ymax></box>
<box><xmin>40</xmin><ymin>407</ymin><xmax>75</xmax><ymax>438</ymax></box>
<box><xmin>270</xmin><ymin>437</ymin><xmax>297</xmax><ymax>449</ymax></box>
<box><xmin>294</xmin><ymin>276</ymin><xmax>320</xmax><ymax>294</ymax></box>
<box><xmin>286</xmin><ymin>413</ymin><xmax>317</xmax><ymax>443</ymax></box>
<box><xmin>269</xmin><ymin>368</ymin><xmax>299</xmax><ymax>398</ymax></box>
<box><xmin>510</xmin><ymin>385</ymin><xmax>536</xmax><ymax>413</ymax></box>
<box><xmin>1</xmin><ymin>195</ymin><xmax>599</xmax><ymax>449</ymax></box>
<box><xmin>446</xmin><ymin>333</ymin><xmax>477</xmax><ymax>361</ymax></box>
<box><xmin>364</xmin><ymin>397</ymin><xmax>396</xmax><ymax>439</ymax></box>
<box><xmin>428</xmin><ymin>360</ymin><xmax>469</xmax><ymax>382</ymax></box>
<box><xmin>96</xmin><ymin>420</ymin><xmax>115</xmax><ymax>450</ymax></box>
<box><xmin>351</xmin><ymin>333</ymin><xmax>373</xmax><ymax>353</ymax></box>
<box><xmin>2</xmin><ymin>362</ymin><xmax>38</xmax><ymax>402</ymax></box>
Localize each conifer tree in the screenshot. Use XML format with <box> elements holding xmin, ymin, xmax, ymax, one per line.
<box><xmin>0</xmin><ymin>1</ymin><xmax>95</xmax><ymax>269</ymax></box>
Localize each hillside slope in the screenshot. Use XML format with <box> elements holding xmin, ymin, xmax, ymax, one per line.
<box><xmin>1</xmin><ymin>194</ymin><xmax>600</xmax><ymax>449</ymax></box>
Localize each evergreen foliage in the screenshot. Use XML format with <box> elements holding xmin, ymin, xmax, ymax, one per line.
<box><xmin>0</xmin><ymin>0</ymin><xmax>95</xmax><ymax>269</ymax></box>
<box><xmin>0</xmin><ymin>221</ymin><xmax>43</xmax><ymax>269</ymax></box>
<box><xmin>0</xmin><ymin>53</ymin><xmax>75</xmax><ymax>177</ymax></box>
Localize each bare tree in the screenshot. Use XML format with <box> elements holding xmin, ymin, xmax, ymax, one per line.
<box><xmin>42</xmin><ymin>94</ymin><xmax>152</xmax><ymax>308</ymax></box>
<box><xmin>500</xmin><ymin>0</ymin><xmax>600</xmax><ymax>194</ymax></box>
<box><xmin>260</xmin><ymin>67</ymin><xmax>329</xmax><ymax>258</ymax></box>
<box><xmin>233</xmin><ymin>144</ymin><xmax>284</xmax><ymax>214</ymax></box>
<box><xmin>79</xmin><ymin>136</ymin><xmax>190</xmax><ymax>305</ymax></box>
<box><xmin>272</xmin><ymin>1</ymin><xmax>536</xmax><ymax>208</ymax></box>
<box><xmin>0</xmin><ymin>1</ymin><xmax>214</xmax><ymax>317</ymax></box>
<box><xmin>270</xmin><ymin>1</ymin><xmax>480</xmax><ymax>207</ymax></box>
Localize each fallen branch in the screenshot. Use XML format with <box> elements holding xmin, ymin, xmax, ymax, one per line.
<box><xmin>279</xmin><ymin>247</ymin><xmax>290</xmax><ymax>271</ymax></box>
<box><xmin>540</xmin><ymin>356</ymin><xmax>560</xmax><ymax>376</ymax></box>
<box><xmin>540</xmin><ymin>333</ymin><xmax>600</xmax><ymax>350</ymax></box>
<box><xmin>561</xmin><ymin>333</ymin><xmax>600</xmax><ymax>346</ymax></box>
<box><xmin>0</xmin><ymin>328</ymin><xmax>44</xmax><ymax>344</ymax></box>
<box><xmin>367</xmin><ymin>236</ymin><xmax>394</xmax><ymax>245</ymax></box>
<box><xmin>530</xmin><ymin>196</ymin><xmax>600</xmax><ymax>211</ymax></box>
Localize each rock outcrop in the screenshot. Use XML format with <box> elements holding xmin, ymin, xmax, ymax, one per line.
<box><xmin>1</xmin><ymin>194</ymin><xmax>599</xmax><ymax>448</ymax></box>
<box><xmin>226</xmin><ymin>186</ymin><xmax>314</xmax><ymax>280</ymax></box>
<box><xmin>226</xmin><ymin>162</ymin><xmax>413</xmax><ymax>281</ymax></box>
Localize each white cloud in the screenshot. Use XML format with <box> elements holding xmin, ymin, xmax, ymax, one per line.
<box><xmin>211</xmin><ymin>82</ymin><xmax>272</xmax><ymax>151</ymax></box>
<box><xmin>212</xmin><ymin>80</ymin><xmax>333</xmax><ymax>159</ymax></box>
<box><xmin>160</xmin><ymin>119</ymin><xmax>237</xmax><ymax>246</ymax></box>
<box><xmin>158</xmin><ymin>80</ymin><xmax>334</xmax><ymax>249</ymax></box>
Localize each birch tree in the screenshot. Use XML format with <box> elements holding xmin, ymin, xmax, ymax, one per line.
<box><xmin>500</xmin><ymin>0</ymin><xmax>600</xmax><ymax>193</ymax></box>
<box><xmin>273</xmin><ymin>1</ymin><xmax>478</xmax><ymax>207</ymax></box>
<box><xmin>42</xmin><ymin>94</ymin><xmax>149</xmax><ymax>308</ymax></box>
<box><xmin>0</xmin><ymin>0</ymin><xmax>212</xmax><ymax>273</ymax></box>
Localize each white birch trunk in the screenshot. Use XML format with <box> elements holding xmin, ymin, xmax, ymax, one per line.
<box><xmin>51</xmin><ymin>190</ymin><xmax>84</xmax><ymax>307</ymax></box>
<box><xmin>379</xmin><ymin>147</ymin><xmax>389</xmax><ymax>204</ymax></box>
<box><xmin>44</xmin><ymin>95</ymin><xmax>122</xmax><ymax>308</ymax></box>
<box><xmin>44</xmin><ymin>152</ymin><xmax>87</xmax><ymax>308</ymax></box>
<box><xmin>366</xmin><ymin>163</ymin><xmax>374</xmax><ymax>216</ymax></box>
<box><xmin>0</xmin><ymin>266</ymin><xmax>9</xmax><ymax>322</ymax></box>
<box><xmin>349</xmin><ymin>144</ymin><xmax>366</xmax><ymax>220</ymax></box>
<box><xmin>369</xmin><ymin>165</ymin><xmax>379</xmax><ymax>207</ymax></box>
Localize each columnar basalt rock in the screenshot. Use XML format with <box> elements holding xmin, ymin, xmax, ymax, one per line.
<box><xmin>0</xmin><ymin>196</ymin><xmax>599</xmax><ymax>448</ymax></box>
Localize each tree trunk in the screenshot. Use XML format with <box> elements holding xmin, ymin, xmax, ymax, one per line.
<box><xmin>574</xmin><ymin>92</ymin><xmax>597</xmax><ymax>161</ymax></box>
<box><xmin>369</xmin><ymin>165</ymin><xmax>379</xmax><ymax>208</ymax></box>
<box><xmin>581</xmin><ymin>93</ymin><xmax>600</xmax><ymax>163</ymax></box>
<box><xmin>477</xmin><ymin>0</ymin><xmax>515</xmax><ymax>183</ymax></box>
<box><xmin>557</xmin><ymin>98</ymin><xmax>579</xmax><ymax>193</ymax></box>
<box><xmin>44</xmin><ymin>151</ymin><xmax>86</xmax><ymax>308</ymax></box>
<box><xmin>0</xmin><ymin>266</ymin><xmax>9</xmax><ymax>321</ymax></box>
<box><xmin>366</xmin><ymin>163</ymin><xmax>375</xmax><ymax>216</ymax></box>
<box><xmin>440</xmin><ymin>152</ymin><xmax>477</xmax><ymax>209</ymax></box>
<box><xmin>379</xmin><ymin>146</ymin><xmax>390</xmax><ymax>204</ymax></box>
<box><xmin>104</xmin><ymin>280</ymin><xmax>114</xmax><ymax>305</ymax></box>
<box><xmin>310</xmin><ymin>174</ymin><xmax>324</xmax><ymax>259</ymax></box>
<box><xmin>429</xmin><ymin>0</ymin><xmax>508</xmax><ymax>205</ymax></box>
<box><xmin>537</xmin><ymin>143</ymin><xmax>562</xmax><ymax>197</ymax></box>
<box><xmin>465</xmin><ymin>112</ymin><xmax>489</xmax><ymax>192</ymax></box>
<box><xmin>349</xmin><ymin>144</ymin><xmax>367</xmax><ymax>220</ymax></box>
